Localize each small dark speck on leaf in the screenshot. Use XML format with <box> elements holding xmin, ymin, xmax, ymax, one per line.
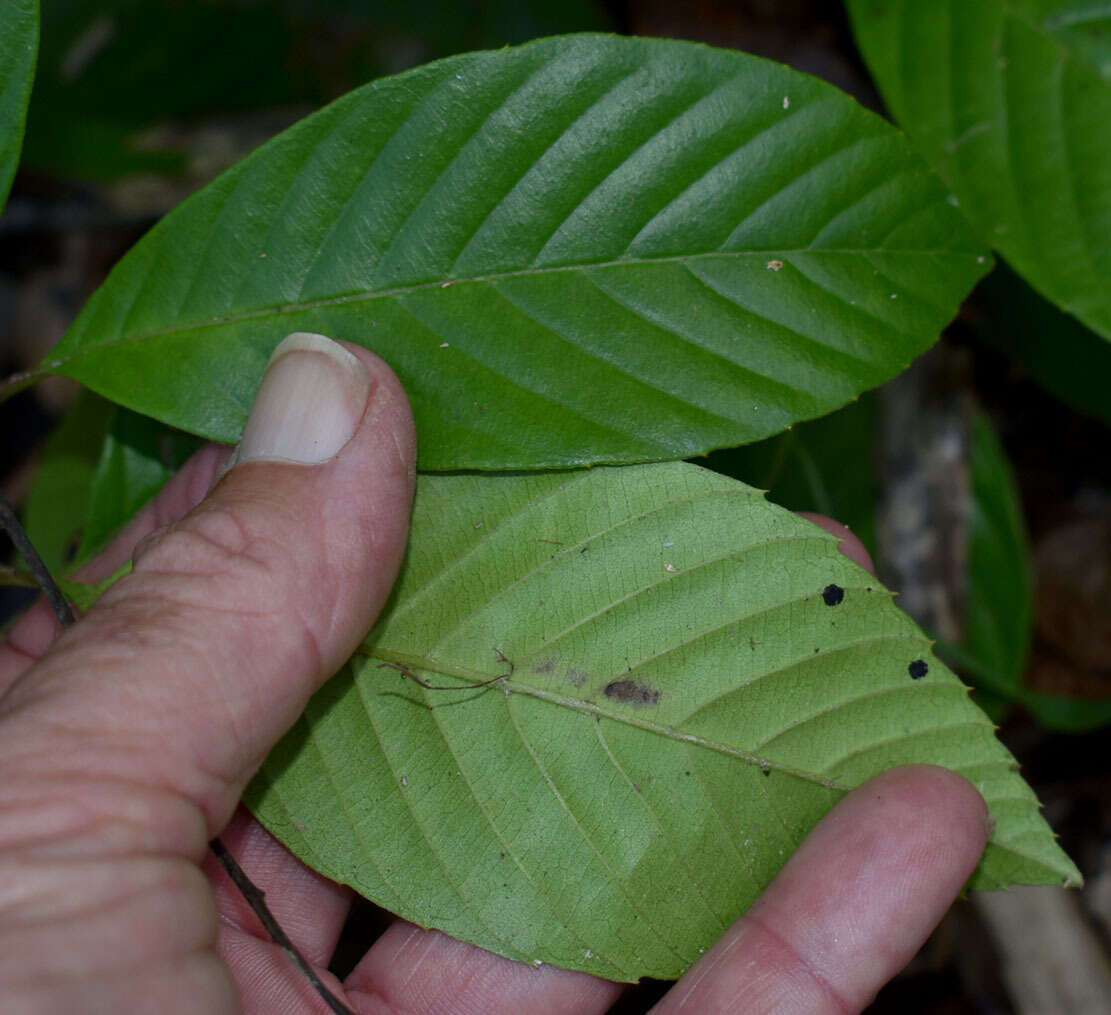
<box><xmin>534</xmin><ymin>659</ymin><xmax>555</xmax><ymax>675</ymax></box>
<box><xmin>762</xmin><ymin>768</ymin><xmax>771</xmax><ymax>777</ymax></box>
<box><xmin>822</xmin><ymin>584</ymin><xmax>845</xmax><ymax>606</ymax></box>
<box><xmin>604</xmin><ymin>679</ymin><xmax>661</xmax><ymax>705</ymax></box>
<box><xmin>908</xmin><ymin>659</ymin><xmax>929</xmax><ymax>680</ymax></box>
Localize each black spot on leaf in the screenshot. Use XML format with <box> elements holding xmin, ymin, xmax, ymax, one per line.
<box><xmin>604</xmin><ymin>679</ymin><xmax>661</xmax><ymax>705</ymax></box>
<box><xmin>822</xmin><ymin>584</ymin><xmax>845</xmax><ymax>606</ymax></box>
<box><xmin>908</xmin><ymin>659</ymin><xmax>929</xmax><ymax>679</ymax></box>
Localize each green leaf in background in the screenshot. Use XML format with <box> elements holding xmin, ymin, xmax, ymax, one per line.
<box><xmin>76</xmin><ymin>406</ymin><xmax>203</xmax><ymax>566</ymax></box>
<box><xmin>701</xmin><ymin>394</ymin><xmax>878</xmax><ymax>557</ymax></box>
<box><xmin>938</xmin><ymin>410</ymin><xmax>1033</xmax><ymax>718</ymax></box>
<box><xmin>21</xmin><ymin>390</ymin><xmax>114</xmax><ymax>577</ymax></box>
<box><xmin>967</xmin><ymin>410</ymin><xmax>1032</xmax><ymax>694</ymax></box>
<box><xmin>0</xmin><ymin>0</ymin><xmax>38</xmax><ymax>215</ymax></box>
<box><xmin>19</xmin><ymin>394</ymin><xmax>202</xmax><ymax>581</ymax></box>
<box><xmin>37</xmin><ymin>35</ymin><xmax>989</xmax><ymax>469</ymax></box>
<box><xmin>246</xmin><ymin>461</ymin><xmax>1077</xmax><ymax>981</ymax></box>
<box><xmin>847</xmin><ymin>0</ymin><xmax>1111</xmax><ymax>341</ymax></box>
<box><xmin>972</xmin><ymin>263</ymin><xmax>1111</xmax><ymax>427</ymax></box>
<box><xmin>21</xmin><ymin>0</ymin><xmax>611</xmax><ymax>182</ymax></box>
<box><xmin>938</xmin><ymin>410</ymin><xmax>1111</xmax><ymax>731</ymax></box>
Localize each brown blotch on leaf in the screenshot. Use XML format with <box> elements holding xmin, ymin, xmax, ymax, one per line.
<box><xmin>604</xmin><ymin>679</ymin><xmax>661</xmax><ymax>705</ymax></box>
<box><xmin>533</xmin><ymin>659</ymin><xmax>555</xmax><ymax>675</ymax></box>
<box><xmin>567</xmin><ymin>667</ymin><xmax>589</xmax><ymax>687</ymax></box>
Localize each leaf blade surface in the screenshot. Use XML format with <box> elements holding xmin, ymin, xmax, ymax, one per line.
<box><xmin>0</xmin><ymin>0</ymin><xmax>37</xmax><ymax>216</ymax></box>
<box><xmin>848</xmin><ymin>0</ymin><xmax>1111</xmax><ymax>341</ymax></box>
<box><xmin>246</xmin><ymin>461</ymin><xmax>1077</xmax><ymax>980</ymax></box>
<box><xmin>47</xmin><ymin>35</ymin><xmax>988</xmax><ymax>468</ymax></box>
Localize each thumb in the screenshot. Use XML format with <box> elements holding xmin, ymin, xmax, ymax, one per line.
<box><xmin>0</xmin><ymin>333</ymin><xmax>416</xmax><ymax>853</ymax></box>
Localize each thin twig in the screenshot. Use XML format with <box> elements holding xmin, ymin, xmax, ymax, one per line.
<box><xmin>378</xmin><ymin>658</ymin><xmax>510</xmax><ymax>691</ymax></box>
<box><xmin>209</xmin><ymin>838</ymin><xmax>355</xmax><ymax>1015</ymax></box>
<box><xmin>0</xmin><ymin>494</ymin><xmax>75</xmax><ymax>628</ymax></box>
<box><xmin>1</xmin><ymin>493</ymin><xmax>352</xmax><ymax>1012</ymax></box>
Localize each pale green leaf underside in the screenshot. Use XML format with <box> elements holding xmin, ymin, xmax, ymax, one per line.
<box><xmin>246</xmin><ymin>462</ymin><xmax>1077</xmax><ymax>981</ymax></box>
<box><xmin>848</xmin><ymin>0</ymin><xmax>1111</xmax><ymax>342</ymax></box>
<box><xmin>47</xmin><ymin>34</ymin><xmax>986</xmax><ymax>469</ymax></box>
<box><xmin>0</xmin><ymin>0</ymin><xmax>38</xmax><ymax>216</ymax></box>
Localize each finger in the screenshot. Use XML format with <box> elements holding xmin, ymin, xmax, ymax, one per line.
<box><xmin>0</xmin><ymin>443</ymin><xmax>231</xmax><ymax>695</ymax></box>
<box><xmin>655</xmin><ymin>765</ymin><xmax>989</xmax><ymax>1014</ymax></box>
<box><xmin>0</xmin><ymin>333</ymin><xmax>417</xmax><ymax>862</ymax></box>
<box><xmin>202</xmin><ymin>808</ymin><xmax>352</xmax><ymax>967</ymax></box>
<box><xmin>798</xmin><ymin>512</ymin><xmax>876</xmax><ymax>575</ymax></box>
<box><xmin>344</xmin><ymin>922</ymin><xmax>623</xmax><ymax>1015</ymax></box>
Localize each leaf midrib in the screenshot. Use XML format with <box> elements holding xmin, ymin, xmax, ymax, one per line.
<box><xmin>362</xmin><ymin>645</ymin><xmax>855</xmax><ymax>792</ymax></box>
<box><xmin>52</xmin><ymin>244</ymin><xmax>984</xmax><ymax>370</ymax></box>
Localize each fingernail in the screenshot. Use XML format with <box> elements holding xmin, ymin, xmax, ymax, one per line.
<box><xmin>236</xmin><ymin>333</ymin><xmax>372</xmax><ymax>466</ymax></box>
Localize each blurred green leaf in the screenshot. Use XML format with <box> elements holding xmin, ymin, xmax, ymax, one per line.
<box><xmin>1018</xmin><ymin>0</ymin><xmax>1111</xmax><ymax>81</ymax></box>
<box><xmin>0</xmin><ymin>0</ymin><xmax>37</xmax><ymax>213</ymax></box>
<box><xmin>76</xmin><ymin>407</ymin><xmax>203</xmax><ymax>566</ymax></box>
<box><xmin>965</xmin><ymin>410</ymin><xmax>1032</xmax><ymax>694</ymax></box>
<box><xmin>973</xmin><ymin>263</ymin><xmax>1111</xmax><ymax>427</ymax></box>
<box><xmin>703</xmin><ymin>395</ymin><xmax>878</xmax><ymax>557</ymax></box>
<box><xmin>22</xmin><ymin>389</ymin><xmax>113</xmax><ymax>577</ymax></box>
<box><xmin>248</xmin><ymin>461</ymin><xmax>1077</xmax><ymax>981</ymax></box>
<box><xmin>22</xmin><ymin>0</ymin><xmax>610</xmax><ymax>182</ymax></box>
<box><xmin>21</xmin><ymin>394</ymin><xmax>200</xmax><ymax>579</ymax></box>
<box><xmin>1010</xmin><ymin>691</ymin><xmax>1111</xmax><ymax>732</ymax></box>
<box><xmin>848</xmin><ymin>0</ymin><xmax>1111</xmax><ymax>341</ymax></box>
<box><xmin>42</xmin><ymin>35</ymin><xmax>988</xmax><ymax>469</ymax></box>
<box><xmin>937</xmin><ymin>410</ymin><xmax>1111</xmax><ymax>732</ymax></box>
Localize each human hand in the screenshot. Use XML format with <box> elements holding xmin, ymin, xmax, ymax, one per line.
<box><xmin>0</xmin><ymin>335</ymin><xmax>987</xmax><ymax>1013</ymax></box>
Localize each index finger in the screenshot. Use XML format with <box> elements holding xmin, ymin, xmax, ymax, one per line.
<box><xmin>654</xmin><ymin>765</ymin><xmax>989</xmax><ymax>1014</ymax></box>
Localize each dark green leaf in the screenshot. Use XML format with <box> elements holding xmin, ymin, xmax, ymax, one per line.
<box><xmin>939</xmin><ymin>638</ymin><xmax>1111</xmax><ymax>732</ymax></box>
<box><xmin>973</xmin><ymin>264</ymin><xmax>1111</xmax><ymax>426</ymax></box>
<box><xmin>703</xmin><ymin>394</ymin><xmax>878</xmax><ymax>556</ymax></box>
<box><xmin>22</xmin><ymin>390</ymin><xmax>114</xmax><ymax>577</ymax></box>
<box><xmin>0</xmin><ymin>0</ymin><xmax>38</xmax><ymax>215</ymax></box>
<box><xmin>246</xmin><ymin>461</ymin><xmax>1077</xmax><ymax>981</ymax></box>
<box><xmin>1009</xmin><ymin>691</ymin><xmax>1111</xmax><ymax>732</ymax></box>
<box><xmin>961</xmin><ymin>410</ymin><xmax>1033</xmax><ymax>696</ymax></box>
<box><xmin>848</xmin><ymin>0</ymin><xmax>1111</xmax><ymax>341</ymax></box>
<box><xmin>43</xmin><ymin>35</ymin><xmax>988</xmax><ymax>469</ymax></box>
<box><xmin>21</xmin><ymin>0</ymin><xmax>610</xmax><ymax>182</ymax></box>
<box><xmin>937</xmin><ymin>411</ymin><xmax>1111</xmax><ymax>732</ymax></box>
<box><xmin>77</xmin><ymin>407</ymin><xmax>203</xmax><ymax>565</ymax></box>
